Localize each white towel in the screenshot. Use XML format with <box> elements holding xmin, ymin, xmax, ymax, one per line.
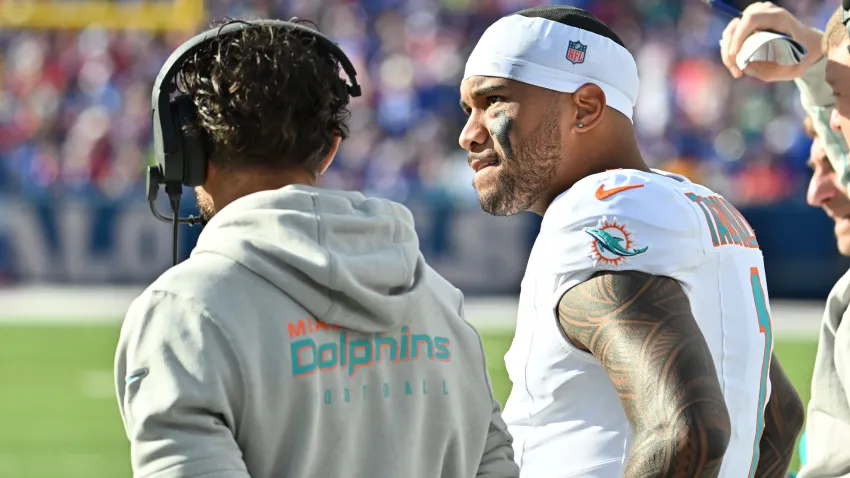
<box><xmin>733</xmin><ymin>31</ymin><xmax>807</xmax><ymax>70</ymax></box>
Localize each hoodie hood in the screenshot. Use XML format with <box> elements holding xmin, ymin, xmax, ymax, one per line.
<box><xmin>191</xmin><ymin>185</ymin><xmax>422</xmax><ymax>333</ymax></box>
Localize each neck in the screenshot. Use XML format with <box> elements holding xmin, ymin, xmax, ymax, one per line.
<box><xmin>531</xmin><ymin>128</ymin><xmax>648</xmax><ymax>216</ymax></box>
<box><xmin>593</xmin><ymin>132</ymin><xmax>648</xmax><ymax>172</ymax></box>
<box><xmin>213</xmin><ymin>167</ymin><xmax>318</xmax><ymax>212</ymax></box>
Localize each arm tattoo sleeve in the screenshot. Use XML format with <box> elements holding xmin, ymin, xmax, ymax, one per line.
<box><xmin>558</xmin><ymin>271</ymin><xmax>732</xmax><ymax>477</ymax></box>
<box><xmin>755</xmin><ymin>356</ymin><xmax>805</xmax><ymax>477</ymax></box>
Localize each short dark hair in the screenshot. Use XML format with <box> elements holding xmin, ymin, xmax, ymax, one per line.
<box><xmin>177</xmin><ymin>19</ymin><xmax>351</xmax><ymax>174</ymax></box>
<box><xmin>513</xmin><ymin>6</ymin><xmax>625</xmax><ymax>48</ymax></box>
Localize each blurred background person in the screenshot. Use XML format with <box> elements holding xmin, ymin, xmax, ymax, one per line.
<box><xmin>718</xmin><ymin>3</ymin><xmax>850</xmax><ymax>477</ymax></box>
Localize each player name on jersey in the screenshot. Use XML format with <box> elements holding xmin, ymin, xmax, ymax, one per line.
<box><xmin>686</xmin><ymin>192</ymin><xmax>759</xmax><ymax>249</ymax></box>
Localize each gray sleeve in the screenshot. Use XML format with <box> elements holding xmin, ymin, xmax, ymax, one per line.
<box><xmin>477</xmin><ymin>393</ymin><xmax>520</xmax><ymax>477</ymax></box>
<box><xmin>795</xmin><ymin>50</ymin><xmax>832</xmax><ymax>109</ymax></box>
<box><xmin>115</xmin><ymin>290</ymin><xmax>250</xmax><ymax>478</ymax></box>
<box><xmin>457</xmin><ymin>291</ymin><xmax>520</xmax><ymax>478</ymax></box>
<box><xmin>834</xmin><ymin>309</ymin><xmax>850</xmax><ymax>411</ymax></box>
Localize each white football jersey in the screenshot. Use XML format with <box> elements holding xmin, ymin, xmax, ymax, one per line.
<box><xmin>503</xmin><ymin>169</ymin><xmax>773</xmax><ymax>477</ymax></box>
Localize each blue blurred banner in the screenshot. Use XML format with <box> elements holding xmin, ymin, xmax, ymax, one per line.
<box><xmin>0</xmin><ymin>196</ymin><xmax>538</xmax><ymax>294</ymax></box>
<box><xmin>1</xmin><ymin>195</ymin><xmax>848</xmax><ymax>298</ymax></box>
<box><xmin>0</xmin><ymin>197</ymin><xmax>174</xmax><ymax>283</ymax></box>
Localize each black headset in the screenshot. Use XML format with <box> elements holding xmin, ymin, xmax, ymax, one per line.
<box><xmin>147</xmin><ymin>18</ymin><xmax>362</xmax><ymax>266</ymax></box>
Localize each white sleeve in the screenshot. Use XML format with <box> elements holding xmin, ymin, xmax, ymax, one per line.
<box><xmin>115</xmin><ymin>290</ymin><xmax>250</xmax><ymax>478</ymax></box>
<box><xmin>538</xmin><ymin>172</ymin><xmax>705</xmax><ymax>306</ymax></box>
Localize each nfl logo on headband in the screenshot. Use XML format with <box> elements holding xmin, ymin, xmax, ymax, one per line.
<box><xmin>463</xmin><ymin>12</ymin><xmax>638</xmax><ymax>121</ymax></box>
<box><xmin>567</xmin><ymin>40</ymin><xmax>587</xmax><ymax>64</ymax></box>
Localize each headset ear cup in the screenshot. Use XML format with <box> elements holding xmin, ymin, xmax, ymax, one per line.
<box><xmin>172</xmin><ymin>96</ymin><xmax>208</xmax><ymax>187</ymax></box>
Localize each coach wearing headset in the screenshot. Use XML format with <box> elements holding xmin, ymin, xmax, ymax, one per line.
<box><xmin>719</xmin><ymin>3</ymin><xmax>850</xmax><ymax>477</ymax></box>
<box><xmin>114</xmin><ymin>18</ymin><xmax>519</xmax><ymax>478</ymax></box>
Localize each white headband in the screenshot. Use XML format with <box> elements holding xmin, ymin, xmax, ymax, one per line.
<box><xmin>463</xmin><ymin>15</ymin><xmax>639</xmax><ymax>122</ymax></box>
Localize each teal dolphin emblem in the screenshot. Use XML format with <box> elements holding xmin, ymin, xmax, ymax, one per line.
<box><xmin>584</xmin><ymin>227</ymin><xmax>649</xmax><ymax>257</ymax></box>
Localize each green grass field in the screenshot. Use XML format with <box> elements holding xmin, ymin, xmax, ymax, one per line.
<box><xmin>0</xmin><ymin>325</ymin><xmax>818</xmax><ymax>477</ymax></box>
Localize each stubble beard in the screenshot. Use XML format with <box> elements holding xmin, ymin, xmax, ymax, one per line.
<box><xmin>475</xmin><ymin>110</ymin><xmax>562</xmax><ymax>216</ymax></box>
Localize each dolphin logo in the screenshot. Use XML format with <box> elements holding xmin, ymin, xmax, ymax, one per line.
<box><xmin>584</xmin><ymin>227</ymin><xmax>649</xmax><ymax>257</ymax></box>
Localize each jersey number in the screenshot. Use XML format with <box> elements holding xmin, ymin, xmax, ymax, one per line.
<box><xmin>748</xmin><ymin>267</ymin><xmax>773</xmax><ymax>477</ymax></box>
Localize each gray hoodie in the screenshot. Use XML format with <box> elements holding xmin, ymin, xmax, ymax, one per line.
<box><xmin>798</xmin><ymin>269</ymin><xmax>850</xmax><ymax>478</ymax></box>
<box><xmin>114</xmin><ymin>185</ymin><xmax>518</xmax><ymax>478</ymax></box>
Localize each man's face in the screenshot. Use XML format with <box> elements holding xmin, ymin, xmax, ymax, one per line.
<box><xmin>458</xmin><ymin>76</ymin><xmax>563</xmax><ymax>216</ymax></box>
<box><xmin>826</xmin><ymin>39</ymin><xmax>850</xmax><ymax>145</ymax></box>
<box><xmin>807</xmin><ymin>136</ymin><xmax>850</xmax><ymax>255</ymax></box>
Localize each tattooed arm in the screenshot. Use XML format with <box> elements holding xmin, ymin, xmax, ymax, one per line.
<box><xmin>756</xmin><ymin>357</ymin><xmax>805</xmax><ymax>477</ymax></box>
<box><xmin>558</xmin><ymin>270</ymin><xmax>731</xmax><ymax>477</ymax></box>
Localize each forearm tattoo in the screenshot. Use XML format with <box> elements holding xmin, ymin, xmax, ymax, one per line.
<box><xmin>558</xmin><ymin>271</ymin><xmax>731</xmax><ymax>477</ymax></box>
<box><xmin>755</xmin><ymin>357</ymin><xmax>804</xmax><ymax>477</ymax></box>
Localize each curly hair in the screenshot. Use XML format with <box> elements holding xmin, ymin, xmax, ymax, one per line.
<box><xmin>177</xmin><ymin>19</ymin><xmax>351</xmax><ymax>174</ymax></box>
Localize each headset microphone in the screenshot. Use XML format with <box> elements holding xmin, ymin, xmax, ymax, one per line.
<box><xmin>146</xmin><ymin>164</ymin><xmax>204</xmax><ymax>268</ymax></box>
<box><xmin>147</xmin><ymin>18</ymin><xmax>361</xmax><ymax>267</ymax></box>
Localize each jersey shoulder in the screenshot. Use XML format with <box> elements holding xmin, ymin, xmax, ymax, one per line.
<box><xmin>543</xmin><ymin>169</ymin><xmax>703</xmax><ymax>237</ymax></box>
<box><xmin>538</xmin><ymin>169</ymin><xmax>706</xmax><ymax>275</ymax></box>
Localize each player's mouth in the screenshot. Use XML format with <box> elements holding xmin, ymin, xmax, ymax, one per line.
<box><xmin>826</xmin><ymin>209</ymin><xmax>850</xmax><ymax>222</ymax></box>
<box><xmin>469</xmin><ymin>156</ymin><xmax>501</xmax><ymax>173</ymax></box>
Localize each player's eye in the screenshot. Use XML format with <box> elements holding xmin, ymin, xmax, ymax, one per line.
<box><xmin>487</xmin><ymin>96</ymin><xmax>505</xmax><ymax>106</ymax></box>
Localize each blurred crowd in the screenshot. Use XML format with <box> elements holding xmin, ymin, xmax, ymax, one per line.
<box><xmin>0</xmin><ymin>0</ymin><xmax>839</xmax><ymax>209</ymax></box>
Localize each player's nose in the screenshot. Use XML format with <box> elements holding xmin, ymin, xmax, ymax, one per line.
<box><xmin>808</xmin><ymin>171</ymin><xmax>839</xmax><ymax>208</ymax></box>
<box><xmin>459</xmin><ymin>115</ymin><xmax>489</xmax><ymax>152</ymax></box>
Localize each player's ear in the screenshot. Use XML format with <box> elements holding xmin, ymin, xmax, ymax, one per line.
<box><xmin>570</xmin><ymin>83</ymin><xmax>606</xmax><ymax>133</ymax></box>
<box><xmin>318</xmin><ymin>135</ymin><xmax>342</xmax><ymax>176</ymax></box>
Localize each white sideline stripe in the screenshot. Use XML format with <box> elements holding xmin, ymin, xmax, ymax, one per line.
<box><xmin>0</xmin><ymin>285</ymin><xmax>144</xmax><ymax>323</ymax></box>
<box><xmin>0</xmin><ymin>286</ymin><xmax>826</xmax><ymax>337</ymax></box>
<box><xmin>79</xmin><ymin>369</ymin><xmax>116</xmax><ymax>400</ymax></box>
